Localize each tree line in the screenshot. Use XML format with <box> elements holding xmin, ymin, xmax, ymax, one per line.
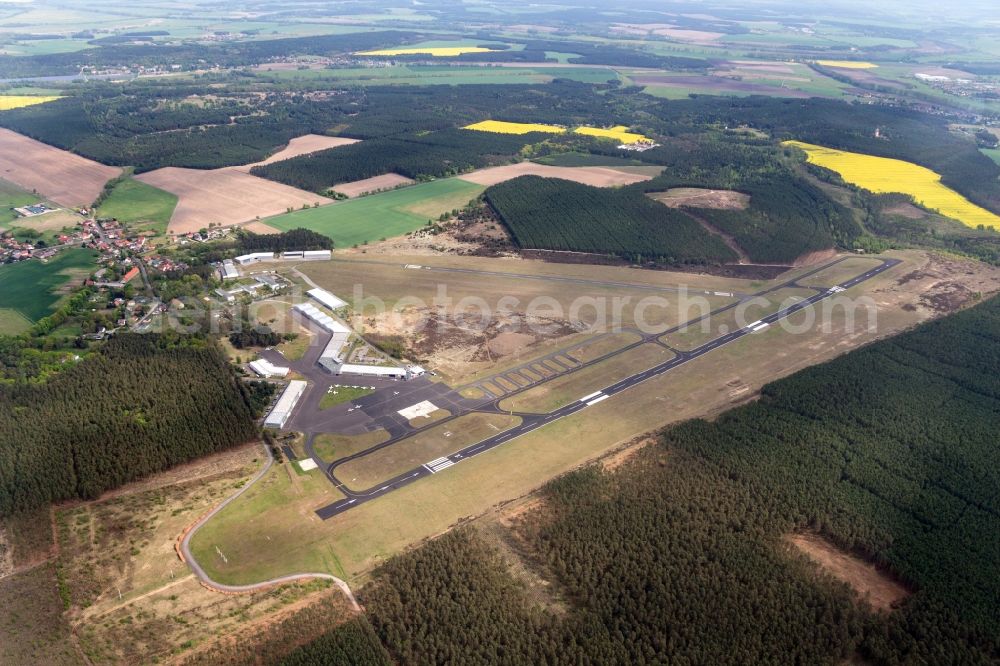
<box><xmin>0</xmin><ymin>333</ymin><xmax>263</xmax><ymax>516</ymax></box>
<box><xmin>485</xmin><ymin>175</ymin><xmax>737</xmax><ymax>265</ymax></box>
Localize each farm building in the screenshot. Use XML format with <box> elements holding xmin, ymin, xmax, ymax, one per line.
<box><xmin>122</xmin><ymin>267</ymin><xmax>141</xmax><ymax>284</ymax></box>
<box><xmin>264</xmin><ymin>380</ymin><xmax>307</xmax><ymax>429</ymax></box>
<box><xmin>235</xmin><ymin>252</ymin><xmax>274</xmax><ymax>265</ymax></box>
<box><xmin>307</xmin><ymin>288</ymin><xmax>347</xmax><ymax>310</ymax></box>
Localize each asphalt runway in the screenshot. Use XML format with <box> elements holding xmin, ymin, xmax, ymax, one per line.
<box><xmin>314</xmin><ymin>257</ymin><xmax>900</xmax><ymax>519</ymax></box>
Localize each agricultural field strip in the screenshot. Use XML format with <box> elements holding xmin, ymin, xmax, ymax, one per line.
<box><xmin>785</xmin><ymin>140</ymin><xmax>1000</xmax><ymax>230</ymax></box>
<box><xmin>316</xmin><ymin>256</ymin><xmax>899</xmax><ymax>517</ymax></box>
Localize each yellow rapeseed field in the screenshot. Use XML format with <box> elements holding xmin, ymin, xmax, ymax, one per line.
<box><xmin>573</xmin><ymin>125</ymin><xmax>652</xmax><ymax>144</ymax></box>
<box><xmin>814</xmin><ymin>60</ymin><xmax>878</xmax><ymax>69</ymax></box>
<box><xmin>463</xmin><ymin>120</ymin><xmax>567</xmax><ymax>135</ymax></box>
<box><xmin>784</xmin><ymin>140</ymin><xmax>1000</xmax><ymax>230</ymax></box>
<box><xmin>0</xmin><ymin>95</ymin><xmax>62</xmax><ymax>110</ymax></box>
<box><xmin>356</xmin><ymin>47</ymin><xmax>500</xmax><ymax>57</ymax></box>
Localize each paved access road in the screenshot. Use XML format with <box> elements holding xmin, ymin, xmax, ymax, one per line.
<box><xmin>315</xmin><ymin>257</ymin><xmax>900</xmax><ymax>519</ymax></box>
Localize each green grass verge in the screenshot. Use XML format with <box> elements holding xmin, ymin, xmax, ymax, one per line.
<box><xmin>0</xmin><ymin>248</ymin><xmax>98</xmax><ymax>322</ymax></box>
<box><xmin>265</xmin><ymin>178</ymin><xmax>485</xmax><ymax>247</ymax></box>
<box><xmin>319</xmin><ymin>385</ymin><xmax>374</xmax><ymax>409</ymax></box>
<box><xmin>95</xmin><ymin>177</ymin><xmax>177</xmax><ymax>235</ymax></box>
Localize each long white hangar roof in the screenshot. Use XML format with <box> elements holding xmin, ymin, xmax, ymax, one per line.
<box><xmin>307</xmin><ymin>288</ymin><xmax>347</xmax><ymax>311</ymax></box>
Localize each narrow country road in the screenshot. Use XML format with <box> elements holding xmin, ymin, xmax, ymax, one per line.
<box><xmin>177</xmin><ymin>440</ymin><xmax>361</xmax><ymax>611</ymax></box>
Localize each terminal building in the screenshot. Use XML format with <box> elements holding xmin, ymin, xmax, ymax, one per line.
<box><xmin>263</xmin><ymin>380</ymin><xmax>307</xmax><ymax>429</ymax></box>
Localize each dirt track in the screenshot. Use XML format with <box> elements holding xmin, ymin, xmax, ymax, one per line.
<box><xmin>457</xmin><ymin>162</ymin><xmax>657</xmax><ymax>187</ymax></box>
<box><xmin>137</xmin><ymin>167</ymin><xmax>330</xmax><ymax>234</ymax></box>
<box><xmin>0</xmin><ymin>128</ymin><xmax>120</xmax><ymax>207</ymax></box>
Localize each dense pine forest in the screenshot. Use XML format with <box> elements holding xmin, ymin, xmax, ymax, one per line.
<box><xmin>0</xmin><ymin>334</ymin><xmax>262</xmax><ymax>516</ymax></box>
<box><xmin>236</xmin><ymin>228</ymin><xmax>333</xmax><ymax>252</ymax></box>
<box><xmin>252</xmin><ymin>129</ymin><xmax>547</xmax><ymax>191</ymax></box>
<box><xmin>485</xmin><ymin>176</ymin><xmax>737</xmax><ymax>265</ymax></box>
<box><xmin>288</xmin><ymin>294</ymin><xmax>1000</xmax><ymax>664</ymax></box>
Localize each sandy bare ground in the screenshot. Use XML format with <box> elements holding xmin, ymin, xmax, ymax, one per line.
<box><xmin>332</xmin><ymin>173</ymin><xmax>415</xmax><ymax>198</ymax></box>
<box><xmin>232</xmin><ymin>134</ymin><xmax>359</xmax><ymax>172</ymax></box>
<box><xmin>786</xmin><ymin>533</ymin><xmax>911</xmax><ymax>612</ymax></box>
<box><xmin>136</xmin><ymin>167</ymin><xmax>330</xmax><ymax>234</ymax></box>
<box><xmin>0</xmin><ymin>128</ymin><xmax>121</xmax><ymax>207</ymax></box>
<box><xmin>650</xmin><ymin>187</ymin><xmax>750</xmax><ymax>210</ymax></box>
<box><xmin>457</xmin><ymin>162</ymin><xmax>657</xmax><ymax>187</ymax></box>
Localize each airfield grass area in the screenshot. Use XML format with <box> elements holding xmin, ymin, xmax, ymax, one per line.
<box><xmin>193</xmin><ymin>251</ymin><xmax>999</xmax><ymax>585</ymax></box>
<box><xmin>500</xmin><ymin>343</ymin><xmax>673</xmax><ymax>413</ymax></box>
<box><xmin>660</xmin><ymin>286</ymin><xmax>817</xmax><ymax>351</ymax></box>
<box><xmin>190</xmin><ymin>459</ymin><xmax>349</xmax><ymax>584</ymax></box>
<box><xmin>785</xmin><ymin>140</ymin><xmax>1000</xmax><ymax>230</ymax></box>
<box><xmin>0</xmin><ymin>248</ymin><xmax>97</xmax><ymax>323</ymax></box>
<box><xmin>94</xmin><ymin>177</ymin><xmax>177</xmax><ymax>235</ymax></box>
<box><xmin>564</xmin><ymin>331</ymin><xmax>643</xmax><ymax>363</ymax></box>
<box><xmin>265</xmin><ymin>178</ymin><xmax>485</xmax><ymax>246</ymax></box>
<box><xmin>794</xmin><ymin>256</ymin><xmax>889</xmax><ymax>288</ymax></box>
<box><xmin>319</xmin><ymin>385</ymin><xmax>375</xmax><ymax>409</ymax></box>
<box><xmin>313</xmin><ymin>429</ymin><xmax>390</xmax><ymax>463</ymax></box>
<box><xmin>301</xmin><ymin>253</ymin><xmax>738</xmax><ymax>383</ymax></box>
<box><xmin>335</xmin><ymin>412</ymin><xmax>521</xmax><ymax>492</ymax></box>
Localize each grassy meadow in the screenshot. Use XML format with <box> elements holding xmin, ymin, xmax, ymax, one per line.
<box><xmin>95</xmin><ymin>177</ymin><xmax>177</xmax><ymax>235</ymax></box>
<box><xmin>0</xmin><ymin>248</ymin><xmax>98</xmax><ymax>326</ymax></box>
<box><xmin>265</xmin><ymin>178</ymin><xmax>485</xmax><ymax>246</ymax></box>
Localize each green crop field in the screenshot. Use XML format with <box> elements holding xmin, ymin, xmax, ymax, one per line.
<box><xmin>265</xmin><ymin>178</ymin><xmax>485</xmax><ymax>247</ymax></box>
<box><xmin>95</xmin><ymin>178</ymin><xmax>177</xmax><ymax>235</ymax></box>
<box><xmin>0</xmin><ymin>179</ymin><xmax>42</xmax><ymax>227</ymax></box>
<box><xmin>0</xmin><ymin>248</ymin><xmax>98</xmax><ymax>324</ymax></box>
